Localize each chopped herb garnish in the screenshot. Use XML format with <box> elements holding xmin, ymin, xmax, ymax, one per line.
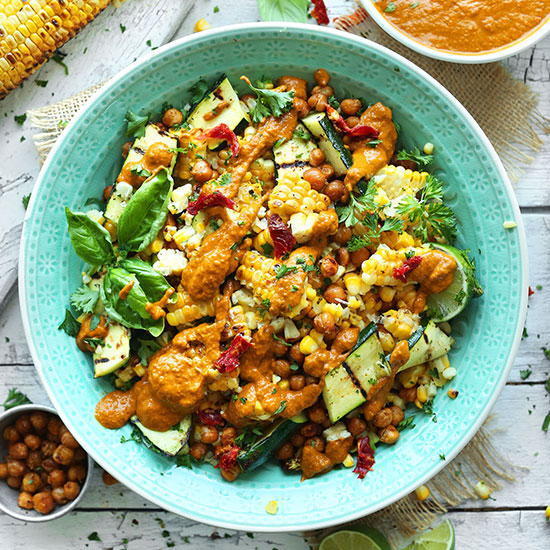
<box><xmin>214</xmin><ymin>5</ymin><xmax>220</xmax><ymax>12</ymax></box>
<box><xmin>35</xmin><ymin>80</ymin><xmax>48</xmax><ymax>88</ymax></box>
<box><xmin>241</xmin><ymin>76</ymin><xmax>294</xmax><ymax>123</ymax></box>
<box><xmin>273</xmin><ymin>334</ymin><xmax>291</xmax><ymax>347</ymax></box>
<box><xmin>542</xmin><ymin>411</ymin><xmax>550</xmax><ymax>432</ymax></box>
<box><xmin>290</xmin><ymin>363</ymin><xmax>300</xmax><ymax>371</ymax></box>
<box><xmin>290</xmin><ymin>284</ymin><xmax>299</xmax><ymax>292</ymax></box>
<box><xmin>14</xmin><ymin>113</ymin><xmax>26</xmax><ymax>125</ymax></box>
<box><xmin>454</xmin><ymin>289</ymin><xmax>466</xmax><ymax>305</ymax></box>
<box><xmin>396</xmin><ymin>416</ymin><xmax>416</xmax><ymax>431</ymax></box>
<box><xmin>120</xmin><ymin>426</ymin><xmax>142</xmax><ymax>444</ymax></box>
<box><xmin>87</xmin><ymin>532</ymin><xmax>101</xmax><ymax>542</ymax></box>
<box><xmin>22</xmin><ymin>193</ymin><xmax>31</xmax><ymax>209</ymax></box>
<box><xmin>70</xmin><ymin>285</ymin><xmax>99</xmax><ymax>314</ymax></box>
<box><xmin>125</xmin><ymin>110</ymin><xmax>149</xmax><ymax>139</ymax></box>
<box><xmin>411</xmin><ymin>1</ymin><xmax>419</xmax><ymax>7</ymax></box>
<box><xmin>396</xmin><ymin>147</ymin><xmax>433</xmax><ymax>170</ymax></box>
<box><xmin>543</xmin><ymin>347</ymin><xmax>550</xmax><ymax>360</ymax></box>
<box><xmin>259</xmin><ymin>298</ymin><xmax>270</xmax><ymax>318</ymax></box>
<box><xmin>58</xmin><ymin>309</ymin><xmax>80</xmax><ymax>337</ymax></box>
<box><xmin>520</xmin><ymin>368</ymin><xmax>532</xmax><ymax>380</ymax></box>
<box><xmin>176</xmin><ymin>454</ymin><xmax>193</xmax><ymax>469</ymax></box>
<box><xmin>240</xmin><ymin>397</ymin><xmax>247</xmax><ymax>404</ymax></box>
<box><xmin>293</xmin><ymin>126</ymin><xmax>310</xmax><ymax>141</ymax></box>
<box><xmin>439</xmin><ymin>453</ymin><xmax>446</xmax><ymax>461</ymax></box>
<box><xmin>347</xmin><ymin>216</ymin><xmax>403</xmax><ymax>251</ymax></box>
<box><xmin>275</xmin><ymin>264</ymin><xmax>298</xmax><ymax>279</ymax></box>
<box><xmin>274</xmin><ymin>400</ymin><xmax>287</xmax><ymax>415</ymax></box>
<box><xmin>385</xmin><ymin>2</ymin><xmax>397</xmax><ymax>12</ymax></box>
<box><xmin>120</xmin><ymin>24</ymin><xmax>126</xmax><ymax>33</ymax></box>
<box><xmin>2</xmin><ymin>388</ymin><xmax>31</xmax><ymax>410</ymax></box>
<box><xmin>130</xmin><ymin>164</ymin><xmax>151</xmax><ymax>178</ymax></box>
<box><xmin>52</xmin><ymin>52</ymin><xmax>69</xmax><ymax>75</ymax></box>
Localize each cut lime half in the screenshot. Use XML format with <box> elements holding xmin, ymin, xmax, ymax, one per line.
<box><xmin>320</xmin><ymin>526</ymin><xmax>390</xmax><ymax>550</ymax></box>
<box><xmin>401</xmin><ymin>519</ymin><xmax>455</xmax><ymax>550</ymax></box>
<box><xmin>425</xmin><ymin>244</ymin><xmax>483</xmax><ymax>322</ymax></box>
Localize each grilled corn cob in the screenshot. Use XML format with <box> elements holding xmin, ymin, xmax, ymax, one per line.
<box><xmin>166</xmin><ymin>286</ymin><xmax>216</xmax><ymax>327</ymax></box>
<box><xmin>0</xmin><ymin>0</ymin><xmax>111</xmax><ymax>98</ymax></box>
<box><xmin>236</xmin><ymin>250</ymin><xmax>279</xmax><ymax>304</ymax></box>
<box><xmin>382</xmin><ymin>308</ymin><xmax>420</xmax><ymax>340</ymax></box>
<box><xmin>373</xmin><ymin>164</ymin><xmax>428</xmax><ymax>201</ymax></box>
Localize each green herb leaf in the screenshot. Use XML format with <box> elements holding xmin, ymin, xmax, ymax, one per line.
<box><xmin>275</xmin><ymin>264</ymin><xmax>298</xmax><ymax>279</ymax></box>
<box><xmin>261</xmin><ymin>242</ymin><xmax>274</xmax><ymax>256</ymax></box>
<box><xmin>542</xmin><ymin>411</ymin><xmax>550</xmax><ymax>433</ymax></box>
<box><xmin>293</xmin><ymin>126</ymin><xmax>310</xmax><ymax>141</ymax></box>
<box><xmin>130</xmin><ymin>164</ymin><xmax>152</xmax><ymax>179</ymax></box>
<box><xmin>176</xmin><ymin>454</ymin><xmax>193</xmax><ymax>469</ymax></box>
<box><xmin>58</xmin><ymin>309</ymin><xmax>80</xmax><ymax>337</ymax></box>
<box><xmin>52</xmin><ymin>52</ymin><xmax>69</xmax><ymax>75</ymax></box>
<box><xmin>396</xmin><ymin>147</ymin><xmax>433</xmax><ymax>170</ymax></box>
<box><xmin>274</xmin><ymin>400</ymin><xmax>287</xmax><ymax>415</ymax></box>
<box><xmin>87</xmin><ymin>532</ymin><xmax>101</xmax><ymax>542</ymax></box>
<box><xmin>243</xmin><ymin>78</ymin><xmax>294</xmax><ymax>123</ymax></box>
<box><xmin>257</xmin><ymin>0</ymin><xmax>309</xmax><ymax>23</ymax></box>
<box><xmin>135</xmin><ymin>338</ymin><xmax>162</xmax><ymax>366</ymax></box>
<box><xmin>385</xmin><ymin>2</ymin><xmax>397</xmax><ymax>12</ymax></box>
<box><xmin>70</xmin><ymin>285</ymin><xmax>99</xmax><ymax>314</ymax></box>
<box><xmin>22</xmin><ymin>193</ymin><xmax>31</xmax><ymax>209</ymax></box>
<box><xmin>35</xmin><ymin>79</ymin><xmax>48</xmax><ymax>88</ymax></box>
<box><xmin>14</xmin><ymin>113</ymin><xmax>27</xmax><ymax>125</ymax></box>
<box><xmin>119</xmin><ymin>257</ymin><xmax>175</xmax><ymax>304</ymax></box>
<box><xmin>65</xmin><ymin>208</ymin><xmax>116</xmax><ymax>267</ymax></box>
<box><xmin>519</xmin><ymin>368</ymin><xmax>532</xmax><ymax>380</ymax></box>
<box><xmin>2</xmin><ymin>388</ymin><xmax>31</xmax><ymax>410</ymax></box>
<box><xmin>396</xmin><ymin>416</ymin><xmax>416</xmax><ymax>431</ymax></box>
<box><xmin>335</xmin><ymin>179</ymin><xmax>377</xmax><ymax>227</ymax></box>
<box><xmin>124</xmin><ymin>110</ymin><xmax>149</xmax><ymax>139</ymax></box>
<box><xmin>117</xmin><ymin>168</ymin><xmax>173</xmax><ymax>253</ymax></box>
<box><xmin>273</xmin><ymin>334</ymin><xmax>291</xmax><ymax>346</ymax></box>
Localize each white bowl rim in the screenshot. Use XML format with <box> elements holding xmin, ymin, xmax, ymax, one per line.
<box><xmin>359</xmin><ymin>0</ymin><xmax>550</xmax><ymax>63</ymax></box>
<box><xmin>0</xmin><ymin>403</ymin><xmax>94</xmax><ymax>522</ymax></box>
<box><xmin>19</xmin><ymin>22</ymin><xmax>528</xmax><ymax>532</ymax></box>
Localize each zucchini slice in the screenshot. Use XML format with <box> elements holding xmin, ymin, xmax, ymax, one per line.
<box><xmin>301</xmin><ymin>111</ymin><xmax>352</xmax><ymax>177</ymax></box>
<box><xmin>130</xmin><ymin>416</ymin><xmax>192</xmax><ymax>457</ymax></box>
<box><xmin>93</xmin><ymin>321</ymin><xmax>130</xmax><ymax>377</ymax></box>
<box><xmin>187</xmin><ymin>75</ymin><xmax>246</xmax><ymax>133</ymax></box>
<box><xmin>273</xmin><ymin>124</ymin><xmax>318</xmax><ymax>181</ymax></box>
<box><xmin>237</xmin><ymin>415</ymin><xmax>306</xmax><ymax>472</ymax></box>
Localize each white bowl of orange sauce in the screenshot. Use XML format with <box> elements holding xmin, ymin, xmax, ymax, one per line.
<box><xmin>361</xmin><ymin>0</ymin><xmax>550</xmax><ymax>63</ymax></box>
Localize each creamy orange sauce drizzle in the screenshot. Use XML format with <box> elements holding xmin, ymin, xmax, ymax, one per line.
<box><xmin>76</xmin><ymin>315</ymin><xmax>108</xmax><ymax>352</ymax></box>
<box><xmin>145</xmin><ymin>287</ymin><xmax>175</xmax><ymax>320</ymax></box>
<box><xmin>376</xmin><ymin>0</ymin><xmax>550</xmax><ymax>54</ymax></box>
<box><xmin>118</xmin><ymin>280</ymin><xmax>134</xmax><ymax>300</ymax></box>
<box><xmin>117</xmin><ymin>142</ymin><xmax>174</xmax><ymax>188</ymax></box>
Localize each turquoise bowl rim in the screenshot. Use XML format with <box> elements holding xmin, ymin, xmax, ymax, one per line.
<box><xmin>19</xmin><ymin>23</ymin><xmax>528</xmax><ymax>532</ymax></box>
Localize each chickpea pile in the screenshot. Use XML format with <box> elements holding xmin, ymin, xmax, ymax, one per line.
<box><xmin>0</xmin><ymin>412</ymin><xmax>87</xmax><ymax>515</ymax></box>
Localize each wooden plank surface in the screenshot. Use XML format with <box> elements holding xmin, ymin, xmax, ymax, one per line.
<box><xmin>0</xmin><ymin>0</ymin><xmax>549</xmax><ymax>548</ymax></box>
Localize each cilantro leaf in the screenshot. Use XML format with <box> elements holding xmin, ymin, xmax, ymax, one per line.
<box><xmin>293</xmin><ymin>126</ymin><xmax>310</xmax><ymax>141</ymax></box>
<box><xmin>176</xmin><ymin>454</ymin><xmax>193</xmax><ymax>469</ymax></box>
<box><xmin>135</xmin><ymin>338</ymin><xmax>161</xmax><ymax>366</ymax></box>
<box><xmin>58</xmin><ymin>309</ymin><xmax>80</xmax><ymax>337</ymax></box>
<box><xmin>274</xmin><ymin>400</ymin><xmax>287</xmax><ymax>415</ymax></box>
<box><xmin>22</xmin><ymin>193</ymin><xmax>31</xmax><ymax>209</ymax></box>
<box><xmin>519</xmin><ymin>368</ymin><xmax>532</xmax><ymax>380</ymax></box>
<box><xmin>336</xmin><ymin>179</ymin><xmax>377</xmax><ymax>227</ymax></box>
<box><xmin>70</xmin><ymin>285</ymin><xmax>99</xmax><ymax>314</ymax></box>
<box><xmin>125</xmin><ymin>110</ymin><xmax>149</xmax><ymax>139</ymax></box>
<box><xmin>396</xmin><ymin>416</ymin><xmax>416</xmax><ymax>431</ymax></box>
<box><xmin>275</xmin><ymin>264</ymin><xmax>298</xmax><ymax>279</ymax></box>
<box><xmin>542</xmin><ymin>411</ymin><xmax>550</xmax><ymax>433</ymax></box>
<box><xmin>346</xmin><ymin>215</ymin><xmax>403</xmax><ymax>251</ymax></box>
<box><xmin>396</xmin><ymin>146</ymin><xmax>434</xmax><ymax>170</ymax></box>
<box><xmin>2</xmin><ymin>388</ymin><xmax>32</xmax><ymax>410</ymax></box>
<box><xmin>242</xmin><ymin>77</ymin><xmax>294</xmax><ymax>123</ymax></box>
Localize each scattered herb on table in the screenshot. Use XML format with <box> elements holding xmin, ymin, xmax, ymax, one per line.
<box><xmin>520</xmin><ymin>368</ymin><xmax>532</xmax><ymax>380</ymax></box>
<box><xmin>2</xmin><ymin>388</ymin><xmax>31</xmax><ymax>410</ymax></box>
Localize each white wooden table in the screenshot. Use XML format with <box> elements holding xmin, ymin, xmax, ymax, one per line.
<box><xmin>1</xmin><ymin>0</ymin><xmax>549</xmax><ymax>547</ymax></box>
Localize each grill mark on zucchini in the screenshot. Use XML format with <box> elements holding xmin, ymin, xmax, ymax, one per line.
<box><xmin>276</xmin><ymin>160</ymin><xmax>312</xmax><ymax>170</ymax></box>
<box><xmin>343</xmin><ymin>362</ymin><xmax>368</xmax><ymax>399</ymax></box>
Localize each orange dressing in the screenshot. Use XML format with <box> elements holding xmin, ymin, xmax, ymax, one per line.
<box><xmin>118</xmin><ymin>280</ymin><xmax>134</xmax><ymax>300</ymax></box>
<box><xmin>117</xmin><ymin>142</ymin><xmax>174</xmax><ymax>188</ymax></box>
<box><xmin>145</xmin><ymin>287</ymin><xmax>175</xmax><ymax>320</ymax></box>
<box><xmin>76</xmin><ymin>315</ymin><xmax>109</xmax><ymax>352</ymax></box>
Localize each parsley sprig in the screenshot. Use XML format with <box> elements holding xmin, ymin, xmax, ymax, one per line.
<box><xmin>241</xmin><ymin>76</ymin><xmax>294</xmax><ymax>123</ymax></box>
<box><xmin>396</xmin><ymin>175</ymin><xmax>457</xmax><ymax>242</ymax></box>
<box><xmin>335</xmin><ymin>179</ymin><xmax>377</xmax><ymax>227</ymax></box>
<box><xmin>2</xmin><ymin>388</ymin><xmax>31</xmax><ymax>410</ymax></box>
<box><xmin>347</xmin><ymin>217</ymin><xmax>404</xmax><ymax>252</ymax></box>
<box><xmin>396</xmin><ymin>147</ymin><xmax>434</xmax><ymax>170</ymax></box>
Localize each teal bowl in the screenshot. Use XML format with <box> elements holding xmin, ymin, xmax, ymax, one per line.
<box><xmin>19</xmin><ymin>23</ymin><xmax>527</xmax><ymax>531</ymax></box>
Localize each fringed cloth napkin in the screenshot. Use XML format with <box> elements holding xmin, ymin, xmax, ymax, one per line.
<box><xmin>27</xmin><ymin>7</ymin><xmax>537</xmax><ymax>547</ymax></box>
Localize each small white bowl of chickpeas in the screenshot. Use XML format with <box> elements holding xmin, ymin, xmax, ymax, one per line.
<box><xmin>0</xmin><ymin>404</ymin><xmax>93</xmax><ymax>521</ymax></box>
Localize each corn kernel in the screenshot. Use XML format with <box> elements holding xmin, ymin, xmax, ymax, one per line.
<box><xmin>414</xmin><ymin>399</ymin><xmax>423</xmax><ymax>409</ymax></box>
<box><xmin>344</xmin><ymin>273</ymin><xmax>362</xmax><ymax>296</ymax></box>
<box><xmin>343</xmin><ymin>454</ymin><xmax>354</xmax><ymax>468</ymax></box>
<box><xmin>442</xmin><ymin>367</ymin><xmax>457</xmax><ymax>380</ymax></box>
<box><xmin>379</xmin><ymin>286</ymin><xmax>396</xmax><ymax>303</ymax></box>
<box><xmin>447</xmin><ymin>388</ymin><xmax>459</xmax><ymax>399</ymax></box>
<box><xmin>416</xmin><ymin>386</ymin><xmax>428</xmax><ymax>403</ymax></box>
<box><xmin>415</xmin><ymin>485</ymin><xmax>430</xmax><ymax>501</ymax></box>
<box><xmin>348</xmin><ymin>296</ymin><xmax>362</xmax><ymax>309</ymax></box>
<box><xmin>194</xmin><ymin>19</ymin><xmax>211</xmax><ymax>32</ymax></box>
<box><xmin>546</xmin><ymin>506</ymin><xmax>550</xmax><ymax>520</ymax></box>
<box><xmin>502</xmin><ymin>220</ymin><xmax>517</xmax><ymax>229</ymax></box>
<box><xmin>278</xmin><ymin>379</ymin><xmax>290</xmax><ymax>391</ymax></box>
<box><xmin>265</xmin><ymin>500</ymin><xmax>278</xmax><ymax>514</ymax></box>
<box><xmin>306</xmin><ymin>287</ymin><xmax>317</xmax><ymax>301</ymax></box>
<box><xmin>378</xmin><ymin>331</ymin><xmax>395</xmax><ymax>353</ymax></box>
<box><xmin>254</xmin><ymin>400</ymin><xmax>265</xmax><ymax>416</ymax></box>
<box><xmin>423</xmin><ymin>142</ymin><xmax>434</xmax><ymax>155</ymax></box>
<box><xmin>474</xmin><ymin>481</ymin><xmax>491</xmax><ymax>500</ymax></box>
<box><xmin>299</xmin><ymin>335</ymin><xmax>319</xmax><ymax>355</ymax></box>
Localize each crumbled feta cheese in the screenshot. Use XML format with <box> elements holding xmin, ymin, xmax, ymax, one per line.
<box><xmin>152</xmin><ymin>248</ymin><xmax>188</xmax><ymax>276</ymax></box>
<box><xmin>323</xmin><ymin>422</ymin><xmax>352</xmax><ymax>442</ymax></box>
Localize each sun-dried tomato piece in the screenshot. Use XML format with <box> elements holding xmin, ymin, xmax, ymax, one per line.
<box><xmin>326</xmin><ymin>105</ymin><xmax>379</xmax><ymax>139</ymax></box>
<box><xmin>311</xmin><ymin>0</ymin><xmax>329</xmax><ymax>25</ymax></box>
<box><xmin>187</xmin><ymin>191</ymin><xmax>236</xmax><ymax>216</ymax></box>
<box><xmin>215</xmin><ymin>335</ymin><xmax>253</xmax><ymax>373</ymax></box>
<box><xmin>197</xmin><ymin>409</ymin><xmax>224</xmax><ymax>426</ymax></box>
<box><xmin>393</xmin><ymin>255</ymin><xmax>423</xmax><ymax>282</ymax></box>
<box><xmin>528</xmin><ymin>286</ymin><xmax>534</xmax><ymax>297</ymax></box>
<box><xmin>353</xmin><ymin>436</ymin><xmax>375</xmax><ymax>480</ymax></box>
<box><xmin>268</xmin><ymin>214</ymin><xmax>296</xmax><ymax>259</ymax></box>
<box><xmin>199</xmin><ymin>123</ymin><xmax>240</xmax><ymax>157</ymax></box>
<box><xmin>216</xmin><ymin>445</ymin><xmax>240</xmax><ymax>471</ymax></box>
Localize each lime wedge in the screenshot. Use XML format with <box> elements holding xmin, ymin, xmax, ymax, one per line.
<box><xmin>401</xmin><ymin>519</ymin><xmax>455</xmax><ymax>550</ymax></box>
<box><xmin>425</xmin><ymin>243</ymin><xmax>483</xmax><ymax>322</ymax></box>
<box><xmin>320</xmin><ymin>526</ymin><xmax>390</xmax><ymax>550</ymax></box>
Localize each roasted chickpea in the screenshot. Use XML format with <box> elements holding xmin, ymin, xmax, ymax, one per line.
<box><xmin>295</xmin><ymin>98</ymin><xmax>311</xmax><ymax>119</ymax></box>
<box><xmin>320</xmin><ymin>256</ymin><xmax>338</xmax><ymax>278</ymax></box>
<box><xmin>122</xmin><ymin>141</ymin><xmax>132</xmax><ymax>158</ymax></box>
<box><xmin>18</xmin><ymin>491</ymin><xmax>33</xmax><ymax>509</ymax></box>
<box><xmin>314</xmin><ymin>68</ymin><xmax>330</xmax><ymax>87</ymax></box>
<box><xmin>309</xmin><ymin>148</ymin><xmax>326</xmax><ymax>167</ymax></box>
<box><xmin>29</xmin><ymin>412</ymin><xmax>48</xmax><ymax>432</ymax></box>
<box><xmin>373</xmin><ymin>408</ymin><xmax>393</xmax><ymax>429</ymax></box>
<box><xmin>272</xmin><ymin>359</ymin><xmax>292</xmax><ymax>379</ymax></box>
<box><xmin>189</xmin><ymin>443</ymin><xmax>207</xmax><ymax>462</ymax></box>
<box><xmin>313</xmin><ymin>312</ymin><xmax>336</xmax><ymax>335</ymax></box>
<box><xmin>103</xmin><ymin>185</ymin><xmax>113</xmax><ymax>202</ymax></box>
<box><xmin>333</xmin><ymin>328</ymin><xmax>359</xmax><ymax>352</ymax></box>
<box><xmin>335</xmin><ymin>225</ymin><xmax>352</xmax><ymax>245</ymax></box>
<box><xmin>52</xmin><ymin>487</ymin><xmax>68</xmax><ymax>504</ymax></box>
<box><xmin>351</xmin><ymin>247</ymin><xmax>370</xmax><ymax>267</ymax></box>
<box><xmin>47</xmin><ymin>418</ymin><xmax>62</xmax><ymax>440</ymax></box>
<box><xmin>9</xmin><ymin>442</ymin><xmax>29</xmax><ymax>460</ymax></box>
<box><xmin>220</xmin><ymin>427</ymin><xmax>236</xmax><ymax>446</ymax></box>
<box><xmin>289</xmin><ymin>343</ymin><xmax>305</xmax><ymax>364</ymax></box>
<box><xmin>290</xmin><ymin>375</ymin><xmax>306</xmax><ymax>392</ymax></box>
<box><xmin>308</xmin><ymin>93</ymin><xmax>328</xmax><ymax>112</ymax></box>
<box><xmin>24</xmin><ymin>434</ymin><xmax>41</xmax><ymax>451</ymax></box>
<box><xmin>26</xmin><ymin>450</ymin><xmax>42</xmax><ymax>471</ymax></box>
<box><xmin>67</xmin><ymin>465</ymin><xmax>87</xmax><ymax>483</ymax></box>
<box><xmin>162</xmin><ymin>108</ymin><xmax>184</xmax><ymax>128</ymax></box>
<box><xmin>15</xmin><ymin>415</ymin><xmax>31</xmax><ymax>436</ymax></box>
<box><xmin>341</xmin><ymin>98</ymin><xmax>362</xmax><ymax>116</ymax></box>
<box><xmin>324</xmin><ymin>284</ymin><xmax>347</xmax><ymax>304</ymax></box>
<box><xmin>7</xmin><ymin>458</ymin><xmax>26</xmax><ymax>478</ymax></box>
<box><xmin>274</xmin><ymin>442</ymin><xmax>294</xmax><ymax>461</ymax></box>
<box><xmin>308</xmin><ymin>406</ymin><xmax>328</xmax><ymax>425</ymax></box>
<box><xmin>379</xmin><ymin>425</ymin><xmax>400</xmax><ymax>445</ymax></box>
<box><xmin>47</xmin><ymin>469</ymin><xmax>66</xmax><ymax>487</ymax></box>
<box><xmin>335</xmin><ymin>247</ymin><xmax>350</xmax><ymax>266</ymax></box>
<box><xmin>312</xmin><ymin>85</ymin><xmax>334</xmax><ymax>98</ymax></box>
<box><xmin>198</xmin><ymin>425</ymin><xmax>219</xmax><ymax>444</ymax></box>
<box><xmin>7</xmin><ymin>476</ymin><xmax>21</xmax><ymax>489</ymax></box>
<box><xmin>389</xmin><ymin>405</ymin><xmax>405</xmax><ymax>426</ymax></box>
<box><xmin>273</xmin><ymin>340</ymin><xmax>289</xmax><ymax>357</ymax></box>
<box><xmin>306</xmin><ymin>436</ymin><xmax>325</xmax><ymax>452</ymax></box>
<box><xmin>346</xmin><ymin>416</ymin><xmax>367</xmax><ymax>437</ymax></box>
<box><xmin>0</xmin><ymin>463</ymin><xmax>7</xmax><ymax>479</ymax></box>
<box><xmin>303</xmin><ymin>168</ymin><xmax>327</xmax><ymax>191</ymax></box>
<box><xmin>319</xmin><ymin>163</ymin><xmax>335</xmax><ymax>181</ymax></box>
<box><xmin>300</xmin><ymin>422</ymin><xmax>321</xmax><ymax>438</ymax></box>
<box><xmin>306</xmin><ymin>375</ymin><xmax>318</xmax><ymax>386</ymax></box>
<box><xmin>324</xmin><ymin>180</ymin><xmax>346</xmax><ymax>202</ymax></box>
<box><xmin>52</xmin><ymin>445</ymin><xmax>74</xmax><ymax>466</ymax></box>
<box><xmin>73</xmin><ymin>448</ymin><xmax>88</xmax><ymax>462</ymax></box>
<box><xmin>191</xmin><ymin>159</ymin><xmax>214</xmax><ymax>183</ymax></box>
<box><xmin>33</xmin><ymin>491</ymin><xmax>55</xmax><ymax>514</ymax></box>
<box><xmin>102</xmin><ymin>471</ymin><xmax>118</xmax><ymax>485</ymax></box>
<box><xmin>3</xmin><ymin>426</ymin><xmax>20</xmax><ymax>443</ymax></box>
<box><xmin>63</xmin><ymin>481</ymin><xmax>80</xmax><ymax>501</ymax></box>
<box><xmin>345</xmin><ymin>116</ymin><xmax>360</xmax><ymax>128</ymax></box>
<box><xmin>60</xmin><ymin>430</ymin><xmax>80</xmax><ymax>450</ymax></box>
<box><xmin>220</xmin><ymin>465</ymin><xmax>239</xmax><ymax>482</ymax></box>
<box><xmin>22</xmin><ymin>472</ymin><xmax>42</xmax><ymax>494</ymax></box>
<box><xmin>41</xmin><ymin>457</ymin><xmax>57</xmax><ymax>472</ymax></box>
<box><xmin>399</xmin><ymin>386</ymin><xmax>417</xmax><ymax>403</ymax></box>
<box><xmin>290</xmin><ymin>433</ymin><xmax>304</xmax><ymax>447</ymax></box>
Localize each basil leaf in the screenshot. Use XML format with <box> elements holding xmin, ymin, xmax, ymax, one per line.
<box><xmin>101</xmin><ymin>268</ymin><xmax>164</xmax><ymax>337</ymax></box>
<box><xmin>257</xmin><ymin>0</ymin><xmax>309</xmax><ymax>22</ymax></box>
<box><xmin>117</xmin><ymin>168</ymin><xmax>173</xmax><ymax>253</ymax></box>
<box><xmin>119</xmin><ymin>257</ymin><xmax>176</xmax><ymax>304</ymax></box>
<box><xmin>65</xmin><ymin>208</ymin><xmax>115</xmax><ymax>267</ymax></box>
<box><xmin>58</xmin><ymin>309</ymin><xmax>80</xmax><ymax>337</ymax></box>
